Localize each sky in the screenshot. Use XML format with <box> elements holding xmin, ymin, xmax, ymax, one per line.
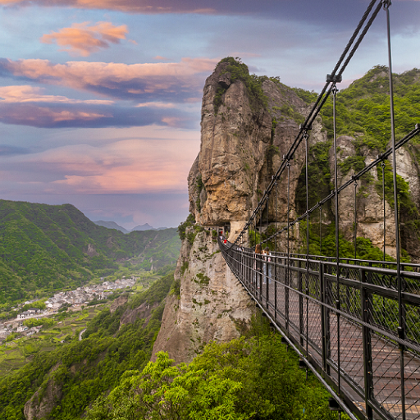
<box><xmin>0</xmin><ymin>0</ymin><xmax>418</xmax><ymax>229</ymax></box>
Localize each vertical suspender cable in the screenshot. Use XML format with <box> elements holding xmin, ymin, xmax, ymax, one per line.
<box><xmin>275</xmin><ymin>177</ymin><xmax>278</xmax><ymax>252</ymax></box>
<box><xmin>332</xmin><ymin>82</ymin><xmax>342</xmax><ymax>398</ymax></box>
<box><xmin>382</xmin><ymin>161</ymin><xmax>386</xmax><ymax>262</ymax></box>
<box><xmin>354</xmin><ymin>179</ymin><xmax>358</xmax><ymax>259</ymax></box>
<box><xmin>305</xmin><ymin>131</ymin><xmax>310</xmax><ymax>380</ymax></box>
<box><xmin>305</xmin><ymin>131</ymin><xmax>310</xmax><ymax>257</ymax></box>
<box><xmin>320</xmin><ymin>206</ymin><xmax>322</xmax><ymax>255</ymax></box>
<box><xmin>384</xmin><ymin>2</ymin><xmax>405</xmax><ymax>419</ymax></box>
<box><xmin>287</xmin><ymin>160</ymin><xmax>291</xmax><ymax>332</ymax></box>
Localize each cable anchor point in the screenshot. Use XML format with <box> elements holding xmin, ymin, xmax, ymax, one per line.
<box><xmin>382</xmin><ymin>0</ymin><xmax>392</xmax><ymax>10</ymax></box>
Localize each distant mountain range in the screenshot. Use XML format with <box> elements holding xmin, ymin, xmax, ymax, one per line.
<box><xmin>94</xmin><ymin>221</ymin><xmax>168</xmax><ymax>233</ymax></box>
<box><xmin>0</xmin><ymin>200</ymin><xmax>180</xmax><ymax>305</ymax></box>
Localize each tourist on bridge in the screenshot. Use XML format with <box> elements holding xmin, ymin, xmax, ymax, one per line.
<box><xmin>254</xmin><ymin>243</ymin><xmax>263</xmax><ymax>289</ymax></box>
<box><xmin>263</xmin><ymin>247</ymin><xmax>272</xmax><ymax>285</ymax></box>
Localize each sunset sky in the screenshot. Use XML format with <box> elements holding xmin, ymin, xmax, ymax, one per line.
<box><xmin>0</xmin><ymin>0</ymin><xmax>418</xmax><ymax>229</ymax></box>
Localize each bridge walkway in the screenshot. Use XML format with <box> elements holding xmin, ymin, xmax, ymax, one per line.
<box><xmin>220</xmin><ymin>242</ymin><xmax>420</xmax><ymax>420</ymax></box>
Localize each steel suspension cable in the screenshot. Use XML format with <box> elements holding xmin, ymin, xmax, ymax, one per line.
<box><xmin>260</xmin><ymin>125</ymin><xmax>420</xmax><ymax>245</ymax></box>
<box><xmin>332</xmin><ymin>82</ymin><xmax>342</xmax><ymax>399</ymax></box>
<box><xmin>383</xmin><ymin>1</ymin><xmax>405</xmax><ymax>418</ymax></box>
<box><xmin>233</xmin><ymin>0</ymin><xmax>382</xmax><ymax>248</ymax></box>
<box><xmin>381</xmin><ymin>161</ymin><xmax>386</xmax><ymax>261</ymax></box>
<box><xmin>354</xmin><ymin>179</ymin><xmax>358</xmax><ymax>259</ymax></box>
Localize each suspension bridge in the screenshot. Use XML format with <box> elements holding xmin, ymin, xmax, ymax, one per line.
<box><xmin>218</xmin><ymin>1</ymin><xmax>420</xmax><ymax>419</ymax></box>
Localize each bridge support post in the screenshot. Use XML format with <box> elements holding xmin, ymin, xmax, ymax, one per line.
<box><xmin>320</xmin><ymin>262</ymin><xmax>330</xmax><ymax>374</ymax></box>
<box><xmin>274</xmin><ymin>256</ymin><xmax>278</xmax><ymax>322</ymax></box>
<box><xmin>361</xmin><ymin>268</ymin><xmax>373</xmax><ymax>420</ymax></box>
<box><xmin>299</xmin><ymin>259</ymin><xmax>304</xmax><ymax>346</ymax></box>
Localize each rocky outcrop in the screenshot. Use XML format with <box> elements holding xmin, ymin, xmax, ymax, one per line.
<box><xmin>330</xmin><ymin>135</ymin><xmax>397</xmax><ymax>257</ymax></box>
<box><xmin>110</xmin><ymin>294</ymin><xmax>128</xmax><ymax>314</ymax></box>
<box><xmin>120</xmin><ymin>300</ymin><xmax>160</xmax><ymax>326</ymax></box>
<box><xmin>24</xmin><ymin>364</ymin><xmax>63</xmax><ymax>420</ymax></box>
<box><xmin>152</xmin><ymin>229</ymin><xmax>253</xmax><ymax>363</ymax></box>
<box><xmin>188</xmin><ymin>61</ymin><xmax>319</xmax><ymax>228</ymax></box>
<box><xmin>153</xmin><ymin>60</ymin><xmax>315</xmax><ymax>362</ymax></box>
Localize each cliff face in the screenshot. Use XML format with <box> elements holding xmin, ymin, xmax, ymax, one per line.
<box><xmin>152</xmin><ymin>230</ymin><xmax>253</xmax><ymax>362</ymax></box>
<box><xmin>188</xmin><ymin>60</ymin><xmax>325</xmax><ymax>230</ymax></box>
<box><xmin>152</xmin><ymin>60</ymin><xmax>320</xmax><ymax>362</ymax></box>
<box><xmin>153</xmin><ymin>60</ymin><xmax>420</xmax><ymax>363</ymax></box>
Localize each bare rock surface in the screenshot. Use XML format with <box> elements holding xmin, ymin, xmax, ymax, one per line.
<box><xmin>24</xmin><ymin>364</ymin><xmax>62</xmax><ymax>420</ymax></box>
<box><xmin>152</xmin><ymin>230</ymin><xmax>253</xmax><ymax>363</ymax></box>
<box><xmin>154</xmin><ymin>61</ymin><xmax>316</xmax><ymax>362</ymax></box>
<box><xmin>110</xmin><ymin>294</ymin><xmax>128</xmax><ymax>314</ymax></box>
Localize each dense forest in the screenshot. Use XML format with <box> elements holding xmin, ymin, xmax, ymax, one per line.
<box><xmin>0</xmin><ymin>200</ymin><xmax>180</xmax><ymax>305</ymax></box>
<box><xmin>0</xmin><ymin>271</ymin><xmax>175</xmax><ymax>420</ymax></box>
<box><xmin>0</xmin><ymin>273</ymin><xmax>346</xmax><ymax>420</ymax></box>
<box><xmin>293</xmin><ymin>66</ymin><xmax>420</xmax><ymax>257</ymax></box>
<box><xmin>83</xmin><ymin>315</ymin><xmax>345</xmax><ymax>420</ymax></box>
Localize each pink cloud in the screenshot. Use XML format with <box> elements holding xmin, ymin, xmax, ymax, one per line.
<box><xmin>7</xmin><ymin>138</ymin><xmax>200</xmax><ymax>194</ymax></box>
<box><xmin>0</xmin><ymin>103</ymin><xmax>109</xmax><ymax>125</ymax></box>
<box><xmin>0</xmin><ymin>0</ymin><xmax>218</xmax><ymax>13</ymax></box>
<box><xmin>41</xmin><ymin>21</ymin><xmax>129</xmax><ymax>57</ymax></box>
<box><xmin>0</xmin><ymin>57</ymin><xmax>218</xmax><ymax>101</ymax></box>
<box><xmin>0</xmin><ymin>85</ymin><xmax>113</xmax><ymax>104</ymax></box>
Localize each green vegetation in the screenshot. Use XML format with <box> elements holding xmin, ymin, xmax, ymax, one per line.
<box><xmin>293</xmin><ymin>66</ymin><xmax>420</xmax><ymax>248</ymax></box>
<box><xmin>196</xmin><ymin>174</ymin><xmax>204</xmax><ymax>212</ymax></box>
<box><xmin>23</xmin><ymin>317</ymin><xmax>54</xmax><ymax>328</ymax></box>
<box><xmin>0</xmin><ymin>306</ymin><xmax>102</xmax><ymax>376</ymax></box>
<box><xmin>295</xmin><ymin>141</ymin><xmax>332</xmax><ymax>214</ymax></box>
<box><xmin>177</xmin><ymin>213</ymin><xmax>195</xmax><ymax>241</ymax></box>
<box><xmin>0</xmin><ymin>272</ymin><xmax>174</xmax><ymax>420</ymax></box>
<box><xmin>214</xmin><ymin>57</ymin><xmax>268</xmax><ymax>113</ymax></box>
<box><xmin>85</xmin><ymin>315</ymin><xmax>345</xmax><ymax>420</ymax></box>
<box><xmin>292</xmin><ymin>87</ymin><xmax>318</xmax><ymax>105</ymax></box>
<box><xmin>177</xmin><ymin>213</ymin><xmax>204</xmax><ymax>246</ymax></box>
<box><xmin>319</xmin><ymin>66</ymin><xmax>420</xmax><ymax>148</ymax></box>
<box><xmin>0</xmin><ymin>200</ymin><xmax>180</xmax><ymax>306</ymax></box>
<box><xmin>273</xmin><ymin>104</ymin><xmax>305</xmax><ymax>125</ymax></box>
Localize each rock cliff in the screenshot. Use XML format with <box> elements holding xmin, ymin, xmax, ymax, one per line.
<box><xmin>152</xmin><ymin>58</ymin><xmax>322</xmax><ymax>362</ymax></box>
<box><xmin>153</xmin><ymin>59</ymin><xmax>420</xmax><ymax>363</ymax></box>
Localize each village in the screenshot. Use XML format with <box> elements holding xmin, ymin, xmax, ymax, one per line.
<box><xmin>0</xmin><ymin>276</ymin><xmax>136</xmax><ymax>344</ymax></box>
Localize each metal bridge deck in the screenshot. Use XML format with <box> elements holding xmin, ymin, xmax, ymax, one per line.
<box><xmin>220</xmin><ymin>243</ymin><xmax>420</xmax><ymax>420</ymax></box>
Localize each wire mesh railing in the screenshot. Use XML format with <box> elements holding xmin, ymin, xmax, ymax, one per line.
<box><xmin>215</xmin><ymin>2</ymin><xmax>420</xmax><ymax>418</ymax></box>
<box><xmin>220</xmin><ymin>239</ymin><xmax>420</xmax><ymax>420</ymax></box>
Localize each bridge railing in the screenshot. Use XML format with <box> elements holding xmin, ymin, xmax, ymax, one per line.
<box><xmin>220</xmin><ymin>239</ymin><xmax>420</xmax><ymax>420</ymax></box>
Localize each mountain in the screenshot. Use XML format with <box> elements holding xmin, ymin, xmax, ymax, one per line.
<box><xmin>0</xmin><ymin>271</ymin><xmax>175</xmax><ymax>420</ymax></box>
<box><xmin>153</xmin><ymin>59</ymin><xmax>420</xmax><ymax>362</ymax></box>
<box><xmin>131</xmin><ymin>223</ymin><xmax>156</xmax><ymax>231</ymax></box>
<box><xmin>0</xmin><ymin>200</ymin><xmax>180</xmax><ymax>305</ymax></box>
<box><xmin>93</xmin><ymin>220</ymin><xmax>129</xmax><ymax>233</ymax></box>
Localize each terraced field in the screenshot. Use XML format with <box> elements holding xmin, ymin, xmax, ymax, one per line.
<box><xmin>0</xmin><ymin>306</ymin><xmax>101</xmax><ymax>375</ymax></box>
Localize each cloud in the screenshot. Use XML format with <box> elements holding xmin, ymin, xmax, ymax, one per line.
<box><xmin>41</xmin><ymin>21</ymin><xmax>129</xmax><ymax>57</ymax></box>
<box><xmin>0</xmin><ymin>1</ymin><xmax>418</xmax><ymax>35</ymax></box>
<box><xmin>2</xmin><ymin>137</ymin><xmax>199</xmax><ymax>195</ymax></box>
<box><xmin>0</xmin><ymin>144</ymin><xmax>31</xmax><ymax>156</ymax></box>
<box><xmin>0</xmin><ymin>101</ymin><xmax>196</xmax><ymax>128</ymax></box>
<box><xmin>0</xmin><ymin>85</ymin><xmax>113</xmax><ymax>104</ymax></box>
<box><xmin>0</xmin><ymin>57</ymin><xmax>217</xmax><ymax>102</ymax></box>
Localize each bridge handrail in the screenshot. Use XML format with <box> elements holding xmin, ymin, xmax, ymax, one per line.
<box><xmin>219</xmin><ymin>237</ymin><xmax>420</xmax><ymax>420</ymax></box>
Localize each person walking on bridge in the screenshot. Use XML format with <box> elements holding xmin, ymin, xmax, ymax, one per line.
<box><xmin>254</xmin><ymin>243</ymin><xmax>263</xmax><ymax>292</ymax></box>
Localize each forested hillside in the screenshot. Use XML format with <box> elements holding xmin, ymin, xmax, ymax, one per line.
<box><xmin>291</xmin><ymin>66</ymin><xmax>420</xmax><ymax>259</ymax></box>
<box><xmin>0</xmin><ymin>272</ymin><xmax>175</xmax><ymax>420</ymax></box>
<box><xmin>0</xmin><ymin>200</ymin><xmax>180</xmax><ymax>304</ymax></box>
